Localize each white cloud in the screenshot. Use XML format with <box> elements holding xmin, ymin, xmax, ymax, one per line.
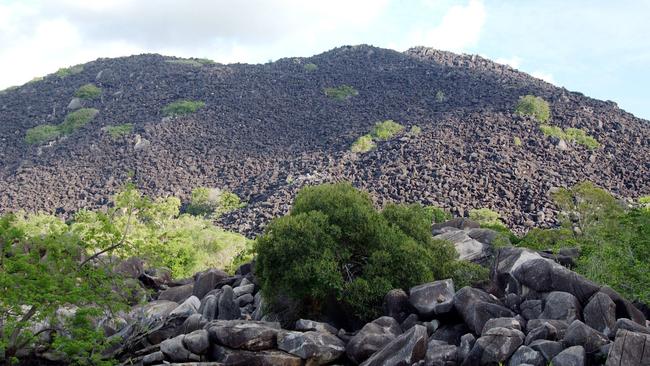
<box><xmin>399</xmin><ymin>0</ymin><xmax>486</xmax><ymax>52</ymax></box>
<box><xmin>530</xmin><ymin>70</ymin><xmax>556</xmax><ymax>84</ymax></box>
<box><xmin>495</xmin><ymin>56</ymin><xmax>522</xmax><ymax>69</ymax></box>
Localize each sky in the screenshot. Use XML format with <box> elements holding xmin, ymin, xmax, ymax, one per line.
<box><xmin>1</xmin><ymin>0</ymin><xmax>648</xmax><ymax>120</ymax></box>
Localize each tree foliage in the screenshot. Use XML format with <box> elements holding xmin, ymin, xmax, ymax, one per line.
<box><xmin>516</xmin><ymin>94</ymin><xmax>550</xmax><ymax>122</ymax></box>
<box><xmin>186</xmin><ymin>187</ymin><xmax>245</xmax><ymax>218</ymax></box>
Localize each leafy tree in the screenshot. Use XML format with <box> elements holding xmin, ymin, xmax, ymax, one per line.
<box><xmin>516</xmin><ymin>95</ymin><xmax>550</xmax><ymax>122</ymax></box>
<box><xmin>255</xmin><ymin>183</ymin><xmax>486</xmax><ymax>320</ymax></box>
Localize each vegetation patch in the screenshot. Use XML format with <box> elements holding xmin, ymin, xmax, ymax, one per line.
<box><xmin>516</xmin><ymin>94</ymin><xmax>550</xmax><ymax>122</ymax></box>
<box><xmin>25</xmin><ymin>124</ymin><xmax>61</xmax><ymax>144</ymax></box>
<box><xmin>166</xmin><ymin>58</ymin><xmax>215</xmax><ymax>67</ymax></box>
<box><xmin>540</xmin><ymin>124</ymin><xmax>599</xmax><ymax>149</ymax></box>
<box><xmin>371</xmin><ymin>120</ymin><xmax>405</xmax><ymax>140</ymax></box>
<box><xmin>163</xmin><ymin>100</ymin><xmax>205</xmax><ymax>116</ymax></box>
<box><xmin>409</xmin><ymin>125</ymin><xmax>422</xmax><ymax>136</ymax></box>
<box><xmin>55</xmin><ymin>64</ymin><xmax>84</xmax><ymax>78</ymax></box>
<box><xmin>186</xmin><ymin>187</ymin><xmax>246</xmax><ymax>218</ymax></box>
<box><xmin>59</xmin><ymin>108</ymin><xmax>99</xmax><ymax>134</ymax></box>
<box><xmin>435</xmin><ymin>90</ymin><xmax>446</xmax><ymax>103</ymax></box>
<box><xmin>513</xmin><ymin>136</ymin><xmax>522</xmax><ymax>146</ymax></box>
<box><xmin>351</xmin><ymin>134</ymin><xmax>376</xmax><ymax>153</ymax></box>
<box><xmin>424</xmin><ymin>206</ymin><xmax>452</xmax><ymax>223</ymax></box>
<box><xmin>75</xmin><ymin>83</ymin><xmax>102</xmax><ymax>100</ymax></box>
<box><xmin>254</xmin><ymin>183</ymin><xmax>487</xmax><ymax>321</ymax></box>
<box><xmin>105</xmin><ymin>123</ymin><xmax>134</xmax><ymax>139</ymax></box>
<box><xmin>469</xmin><ymin>208</ymin><xmax>503</xmax><ymax>227</ymax></box>
<box><xmin>303</xmin><ymin>63</ymin><xmax>318</xmax><ymax>72</ymax></box>
<box><xmin>324</xmin><ymin>85</ymin><xmax>358</xmax><ymax>101</ymax></box>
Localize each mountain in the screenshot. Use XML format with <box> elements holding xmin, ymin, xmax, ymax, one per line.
<box><xmin>0</xmin><ymin>45</ymin><xmax>648</xmax><ymax>236</ymax></box>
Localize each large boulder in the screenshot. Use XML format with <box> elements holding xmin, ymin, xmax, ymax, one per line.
<box><xmin>528</xmin><ymin>340</ymin><xmax>564</xmax><ymax>362</ymax></box>
<box><xmin>507</xmin><ymin>345</ymin><xmax>544</xmax><ymax>366</ymax></box>
<box><xmin>360</xmin><ymin>324</ymin><xmax>427</xmax><ymax>366</ymax></box>
<box><xmin>183</xmin><ymin>329</ymin><xmax>209</xmax><ymax>355</ymax></box>
<box><xmin>583</xmin><ymin>292</ymin><xmax>617</xmax><ymax>336</ymax></box>
<box><xmin>193</xmin><ymin>269</ymin><xmax>229</xmax><ymax>299</ymax></box>
<box><xmin>539</xmin><ymin>291</ymin><xmax>582</xmax><ymax>323</ymax></box>
<box><xmin>383</xmin><ymin>288</ymin><xmax>411</xmax><ymax>322</ymax></box>
<box><xmin>169</xmin><ymin>295</ymin><xmax>200</xmax><ymax>318</ymax></box>
<box><xmin>158</xmin><ymin>283</ymin><xmax>194</xmax><ymax>303</ymax></box>
<box><xmin>218</xmin><ymin>285</ymin><xmax>241</xmax><ymax>320</ymax></box>
<box><xmin>431</xmin><ymin>218</ymin><xmax>480</xmax><ymax>235</ymax></box>
<box><xmin>462</xmin><ymin>327</ymin><xmax>524</xmax><ymax>365</ymax></box>
<box><xmin>453</xmin><ymin>287</ymin><xmax>514</xmax><ymax>334</ymax></box>
<box><xmin>599</xmin><ymin>286</ymin><xmax>647</xmax><ymax>325</ymax></box>
<box><xmin>606</xmin><ymin>329</ymin><xmax>650</xmax><ymax>366</ymax></box>
<box><xmin>160</xmin><ymin>334</ymin><xmax>193</xmax><ymax>362</ymax></box>
<box><xmin>346</xmin><ymin>316</ymin><xmax>402</xmax><ymax>364</ymax></box>
<box><xmin>206</xmin><ymin>320</ymin><xmax>281</xmax><ymax>351</ymax></box>
<box><xmin>434</xmin><ymin>229</ymin><xmax>489</xmax><ymax>263</ymax></box>
<box><xmin>210</xmin><ymin>346</ymin><xmax>303</xmax><ymax>366</ymax></box>
<box><xmin>294</xmin><ymin>319</ymin><xmax>338</xmax><ymax>334</ymax></box>
<box><xmin>563</xmin><ymin>320</ymin><xmax>609</xmax><ymax>353</ymax></box>
<box><xmin>425</xmin><ymin>340</ymin><xmax>458</xmax><ymax>366</ymax></box>
<box><xmin>612</xmin><ymin>318</ymin><xmax>650</xmax><ymax>336</ymax></box>
<box><xmin>277</xmin><ymin>330</ymin><xmax>345</xmax><ymax>365</ymax></box>
<box><xmin>551</xmin><ymin>345</ymin><xmax>585</xmax><ymax>366</ymax></box>
<box><xmin>409</xmin><ymin>279</ymin><xmax>455</xmax><ymax>318</ymax></box>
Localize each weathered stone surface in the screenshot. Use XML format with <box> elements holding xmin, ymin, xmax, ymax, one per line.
<box><xmin>237</xmin><ymin>293</ymin><xmax>254</xmax><ymax>306</ymax></box>
<box><xmin>142</xmin><ymin>351</ymin><xmax>164</xmax><ymax>365</ymax></box>
<box><xmin>583</xmin><ymin>292</ymin><xmax>616</xmax><ymax>336</ymax></box>
<box><xmin>206</xmin><ymin>320</ymin><xmax>281</xmax><ymax>351</ymax></box>
<box><xmin>481</xmin><ymin>317</ymin><xmax>521</xmax><ymax>334</ymax></box>
<box><xmin>563</xmin><ymin>320</ymin><xmax>608</xmax><ymax>353</ymax></box>
<box><xmin>383</xmin><ymin>288</ymin><xmax>412</xmax><ymax>323</ymax></box>
<box><xmin>409</xmin><ymin>279</ymin><xmax>455</xmax><ymax>317</ymax></box>
<box><xmin>606</xmin><ymin>330</ymin><xmax>650</xmax><ymax>366</ymax></box>
<box><xmin>431</xmin><ymin>218</ymin><xmax>479</xmax><ymax>235</ymax></box>
<box><xmin>183</xmin><ymin>329</ymin><xmax>209</xmax><ymax>355</ymax></box>
<box><xmin>528</xmin><ymin>340</ymin><xmax>564</xmax><ymax>362</ymax></box>
<box><xmin>435</xmin><ymin>229</ymin><xmax>487</xmax><ymax>262</ymax></box>
<box><xmin>612</xmin><ymin>318</ymin><xmax>650</xmax><ymax>335</ymax></box>
<box><xmin>277</xmin><ymin>330</ymin><xmax>345</xmax><ymax>364</ymax></box>
<box><xmin>520</xmin><ymin>300</ymin><xmax>543</xmax><ymax>320</ymax></box>
<box><xmin>67</xmin><ymin>97</ymin><xmax>82</xmax><ymax>110</ymax></box>
<box><xmin>360</xmin><ymin>324</ymin><xmax>427</xmax><ymax>366</ymax></box>
<box><xmin>425</xmin><ymin>340</ymin><xmax>457</xmax><ymax>366</ymax></box>
<box><xmin>430</xmin><ymin>323</ymin><xmax>470</xmax><ymax>346</ymax></box>
<box><xmin>458</xmin><ymin>333</ymin><xmax>475</xmax><ymax>364</ymax></box>
<box><xmin>600</xmin><ymin>286</ymin><xmax>647</xmax><ymax>326</ymax></box>
<box><xmin>181</xmin><ymin>313</ymin><xmax>208</xmax><ymax>334</ymax></box>
<box><xmin>462</xmin><ymin>327</ymin><xmax>524</xmax><ymax>365</ymax></box>
<box><xmin>294</xmin><ymin>319</ymin><xmax>337</xmax><ymax>335</ymax></box>
<box><xmin>551</xmin><ymin>345</ymin><xmax>585</xmax><ymax>366</ymax></box>
<box><xmin>526</xmin><ymin>319</ymin><xmax>569</xmax><ymax>339</ymax></box>
<box><xmin>199</xmin><ymin>294</ymin><xmax>219</xmax><ymax>321</ymax></box>
<box><xmin>210</xmin><ymin>345</ymin><xmax>303</xmax><ymax>366</ymax></box>
<box><xmin>525</xmin><ymin>322</ymin><xmax>558</xmax><ymax>345</ymax></box>
<box><xmin>234</xmin><ymin>284</ymin><xmax>255</xmax><ymax>297</ymax></box>
<box><xmin>169</xmin><ymin>295</ymin><xmax>200</xmax><ymax>318</ymax></box>
<box><xmin>131</xmin><ymin>300</ymin><xmax>178</xmax><ymax>323</ymax></box>
<box><xmin>193</xmin><ymin>269</ymin><xmax>229</xmax><ymax>299</ymax></box>
<box><xmin>539</xmin><ymin>291</ymin><xmax>582</xmax><ymax>323</ymax></box>
<box><xmin>160</xmin><ymin>334</ymin><xmax>191</xmax><ymax>362</ymax></box>
<box><xmin>507</xmin><ymin>345</ymin><xmax>544</xmax><ymax>366</ymax></box>
<box><xmin>217</xmin><ymin>285</ymin><xmax>240</xmax><ymax>320</ymax></box>
<box><xmin>346</xmin><ymin>316</ymin><xmax>402</xmax><ymax>364</ymax></box>
<box><xmin>453</xmin><ymin>286</ymin><xmax>514</xmax><ymax>334</ymax></box>
<box><xmin>159</xmin><ymin>283</ymin><xmax>194</xmax><ymax>303</ymax></box>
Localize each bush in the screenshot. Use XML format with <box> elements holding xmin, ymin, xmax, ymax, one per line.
<box><xmin>105</xmin><ymin>123</ymin><xmax>134</xmax><ymax>139</ymax></box>
<box><xmin>324</xmin><ymin>85</ymin><xmax>358</xmax><ymax>101</ymax></box>
<box><xmin>513</xmin><ymin>136</ymin><xmax>522</xmax><ymax>146</ymax></box>
<box><xmin>351</xmin><ymin>134</ymin><xmax>375</xmax><ymax>153</ymax></box>
<box><xmin>539</xmin><ymin>125</ymin><xmax>599</xmax><ymax>149</ymax></box>
<box><xmin>424</xmin><ymin>206</ymin><xmax>452</xmax><ymax>223</ymax></box>
<box><xmin>186</xmin><ymin>187</ymin><xmax>245</xmax><ymax>218</ymax></box>
<box><xmin>435</xmin><ymin>90</ymin><xmax>446</xmax><ymax>103</ymax></box>
<box><xmin>166</xmin><ymin>58</ymin><xmax>215</xmax><ymax>67</ymax></box>
<box><xmin>371</xmin><ymin>120</ymin><xmax>404</xmax><ymax>140</ymax></box>
<box><xmin>255</xmin><ymin>183</ymin><xmax>485</xmax><ymax>320</ymax></box>
<box><xmin>55</xmin><ymin>64</ymin><xmax>84</xmax><ymax>78</ymax></box>
<box><xmin>304</xmin><ymin>63</ymin><xmax>318</xmax><ymax>72</ymax></box>
<box><xmin>25</xmin><ymin>124</ymin><xmax>61</xmax><ymax>144</ymax></box>
<box><xmin>516</xmin><ymin>95</ymin><xmax>550</xmax><ymax>122</ymax></box>
<box><xmin>75</xmin><ymin>84</ymin><xmax>102</xmax><ymax>100</ymax></box>
<box><xmin>162</xmin><ymin>100</ymin><xmax>205</xmax><ymax>116</ymax></box>
<box><xmin>469</xmin><ymin>208</ymin><xmax>502</xmax><ymax>226</ymax></box>
<box><xmin>409</xmin><ymin>125</ymin><xmax>422</xmax><ymax>136</ymax></box>
<box><xmin>59</xmin><ymin>108</ymin><xmax>99</xmax><ymax>134</ymax></box>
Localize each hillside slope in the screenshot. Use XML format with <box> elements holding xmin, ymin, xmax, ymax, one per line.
<box><xmin>0</xmin><ymin>45</ymin><xmax>648</xmax><ymax>235</ymax></box>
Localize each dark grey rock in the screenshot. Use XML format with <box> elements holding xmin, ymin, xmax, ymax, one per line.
<box><xmin>67</xmin><ymin>97</ymin><xmax>82</xmax><ymax>110</ymax></box>
<box><xmin>409</xmin><ymin>279</ymin><xmax>455</xmax><ymax>317</ymax></box>
<box><xmin>234</xmin><ymin>283</ymin><xmax>255</xmax><ymax>297</ymax></box>
<box><xmin>183</xmin><ymin>329</ymin><xmax>209</xmax><ymax>355</ymax></box>
<box><xmin>237</xmin><ymin>293</ymin><xmax>254</xmax><ymax>306</ymax></box>
<box><xmin>199</xmin><ymin>293</ymin><xmax>218</xmax><ymax>320</ymax></box>
<box><xmin>520</xmin><ymin>300</ymin><xmax>543</xmax><ymax>320</ymax></box>
<box><xmin>458</xmin><ymin>333</ymin><xmax>475</xmax><ymax>363</ymax></box>
<box><xmin>210</xmin><ymin>345</ymin><xmax>303</xmax><ymax>366</ymax></box>
<box><xmin>158</xmin><ymin>283</ymin><xmax>194</xmax><ymax>303</ymax></box>
<box><xmin>383</xmin><ymin>288</ymin><xmax>411</xmax><ymax>323</ymax></box>
<box><xmin>600</xmin><ymin>286</ymin><xmax>647</xmax><ymax>326</ymax></box>
<box><xmin>277</xmin><ymin>330</ymin><xmax>345</xmax><ymax>364</ymax></box>
<box><xmin>346</xmin><ymin>316</ymin><xmax>402</xmax><ymax>364</ymax></box>
<box><xmin>606</xmin><ymin>329</ymin><xmax>650</xmax><ymax>366</ymax></box>
<box><xmin>539</xmin><ymin>291</ymin><xmax>582</xmax><ymax>323</ymax></box>
<box><xmin>217</xmin><ymin>285</ymin><xmax>240</xmax><ymax>320</ymax></box>
<box><xmin>430</xmin><ymin>323</ymin><xmax>470</xmax><ymax>346</ymax></box>
<box><xmin>435</xmin><ymin>229</ymin><xmax>488</xmax><ymax>262</ymax></box>
<box><xmin>462</xmin><ymin>327</ymin><xmax>524</xmax><ymax>365</ymax></box>
<box><xmin>193</xmin><ymin>269</ymin><xmax>228</xmax><ymax>299</ymax></box>
<box><xmin>160</xmin><ymin>334</ymin><xmax>191</xmax><ymax>362</ymax></box>
<box><xmin>401</xmin><ymin>313</ymin><xmax>420</xmax><ymax>332</ymax></box>
<box><xmin>169</xmin><ymin>295</ymin><xmax>200</xmax><ymax>318</ymax></box>
<box><xmin>206</xmin><ymin>320</ymin><xmax>281</xmax><ymax>351</ymax></box>
<box><xmin>507</xmin><ymin>345</ymin><xmax>544</xmax><ymax>366</ymax></box>
<box><xmin>612</xmin><ymin>318</ymin><xmax>650</xmax><ymax>336</ymax></box>
<box><xmin>295</xmin><ymin>319</ymin><xmax>338</xmax><ymax>334</ymax></box>
<box><xmin>526</xmin><ymin>319</ymin><xmax>569</xmax><ymax>339</ymax></box>
<box><xmin>481</xmin><ymin>317</ymin><xmax>521</xmax><ymax>334</ymax></box>
<box><xmin>563</xmin><ymin>320</ymin><xmax>608</xmax><ymax>353</ymax></box>
<box><xmin>453</xmin><ymin>287</ymin><xmax>514</xmax><ymax>334</ymax></box>
<box><xmin>432</xmin><ymin>218</ymin><xmax>480</xmax><ymax>235</ymax></box>
<box><xmin>525</xmin><ymin>322</ymin><xmax>558</xmax><ymax>345</ymax></box>
<box><xmin>425</xmin><ymin>340</ymin><xmax>457</xmax><ymax>366</ymax></box>
<box><xmin>142</xmin><ymin>351</ymin><xmax>164</xmax><ymax>365</ymax></box>
<box><xmin>360</xmin><ymin>324</ymin><xmax>428</xmax><ymax>366</ymax></box>
<box><xmin>583</xmin><ymin>292</ymin><xmax>616</xmax><ymax>337</ymax></box>
<box><xmin>181</xmin><ymin>313</ymin><xmax>208</xmax><ymax>334</ymax></box>
<box><xmin>528</xmin><ymin>340</ymin><xmax>564</xmax><ymax>362</ymax></box>
<box><xmin>551</xmin><ymin>345</ymin><xmax>585</xmax><ymax>366</ymax></box>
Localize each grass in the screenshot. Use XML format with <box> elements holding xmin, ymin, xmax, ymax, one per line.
<box><xmin>516</xmin><ymin>95</ymin><xmax>550</xmax><ymax>122</ymax></box>
<box><xmin>304</xmin><ymin>63</ymin><xmax>318</xmax><ymax>71</ymax></box>
<box><xmin>25</xmin><ymin>125</ymin><xmax>61</xmax><ymax>144</ymax></box>
<box><xmin>540</xmin><ymin>124</ymin><xmax>600</xmax><ymax>149</ymax></box>
<box><xmin>371</xmin><ymin>120</ymin><xmax>404</xmax><ymax>140</ymax></box>
<box><xmin>351</xmin><ymin>134</ymin><xmax>376</xmax><ymax>153</ymax></box>
<box><xmin>105</xmin><ymin>124</ymin><xmax>134</xmax><ymax>139</ymax></box>
<box><xmin>59</xmin><ymin>108</ymin><xmax>99</xmax><ymax>134</ymax></box>
<box><xmin>324</xmin><ymin>85</ymin><xmax>358</xmax><ymax>101</ymax></box>
<box><xmin>409</xmin><ymin>125</ymin><xmax>422</xmax><ymax>136</ymax></box>
<box><xmin>165</xmin><ymin>58</ymin><xmax>216</xmax><ymax>67</ymax></box>
<box><xmin>75</xmin><ymin>84</ymin><xmax>102</xmax><ymax>100</ymax></box>
<box><xmin>513</xmin><ymin>136</ymin><xmax>522</xmax><ymax>146</ymax></box>
<box><xmin>162</xmin><ymin>100</ymin><xmax>205</xmax><ymax>116</ymax></box>
<box><xmin>56</xmin><ymin>64</ymin><xmax>84</xmax><ymax>78</ymax></box>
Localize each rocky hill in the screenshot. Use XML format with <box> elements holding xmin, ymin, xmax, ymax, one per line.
<box><xmin>0</xmin><ymin>45</ymin><xmax>648</xmax><ymax>235</ymax></box>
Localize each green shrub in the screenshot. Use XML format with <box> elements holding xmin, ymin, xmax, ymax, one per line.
<box><xmin>409</xmin><ymin>125</ymin><xmax>422</xmax><ymax>136</ymax></box>
<box><xmin>424</xmin><ymin>206</ymin><xmax>452</xmax><ymax>223</ymax></box>
<box><xmin>304</xmin><ymin>63</ymin><xmax>318</xmax><ymax>71</ymax></box>
<box><xmin>513</xmin><ymin>136</ymin><xmax>522</xmax><ymax>146</ymax></box>
<box><xmin>56</xmin><ymin>64</ymin><xmax>84</xmax><ymax>78</ymax></box>
<box><xmin>435</xmin><ymin>90</ymin><xmax>446</xmax><ymax>103</ymax></box>
<box><xmin>539</xmin><ymin>125</ymin><xmax>599</xmax><ymax>149</ymax></box>
<box><xmin>640</xmin><ymin>196</ymin><xmax>650</xmax><ymax>211</ymax></box>
<box><xmin>371</xmin><ymin>120</ymin><xmax>404</xmax><ymax>140</ymax></box>
<box><xmin>351</xmin><ymin>134</ymin><xmax>376</xmax><ymax>153</ymax></box>
<box><xmin>105</xmin><ymin>123</ymin><xmax>134</xmax><ymax>139</ymax></box>
<box><xmin>75</xmin><ymin>83</ymin><xmax>102</xmax><ymax>100</ymax></box>
<box><xmin>166</xmin><ymin>58</ymin><xmax>215</xmax><ymax>67</ymax></box>
<box><xmin>59</xmin><ymin>108</ymin><xmax>99</xmax><ymax>134</ymax></box>
<box><xmin>163</xmin><ymin>100</ymin><xmax>205</xmax><ymax>116</ymax></box>
<box><xmin>255</xmin><ymin>183</ymin><xmax>485</xmax><ymax>320</ymax></box>
<box><xmin>516</xmin><ymin>95</ymin><xmax>550</xmax><ymax>122</ymax></box>
<box><xmin>469</xmin><ymin>208</ymin><xmax>502</xmax><ymax>226</ymax></box>
<box><xmin>186</xmin><ymin>187</ymin><xmax>245</xmax><ymax>218</ymax></box>
<box><xmin>25</xmin><ymin>124</ymin><xmax>61</xmax><ymax>144</ymax></box>
<box><xmin>539</xmin><ymin>124</ymin><xmax>564</xmax><ymax>138</ymax></box>
<box><xmin>324</xmin><ymin>85</ymin><xmax>358</xmax><ymax>101</ymax></box>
